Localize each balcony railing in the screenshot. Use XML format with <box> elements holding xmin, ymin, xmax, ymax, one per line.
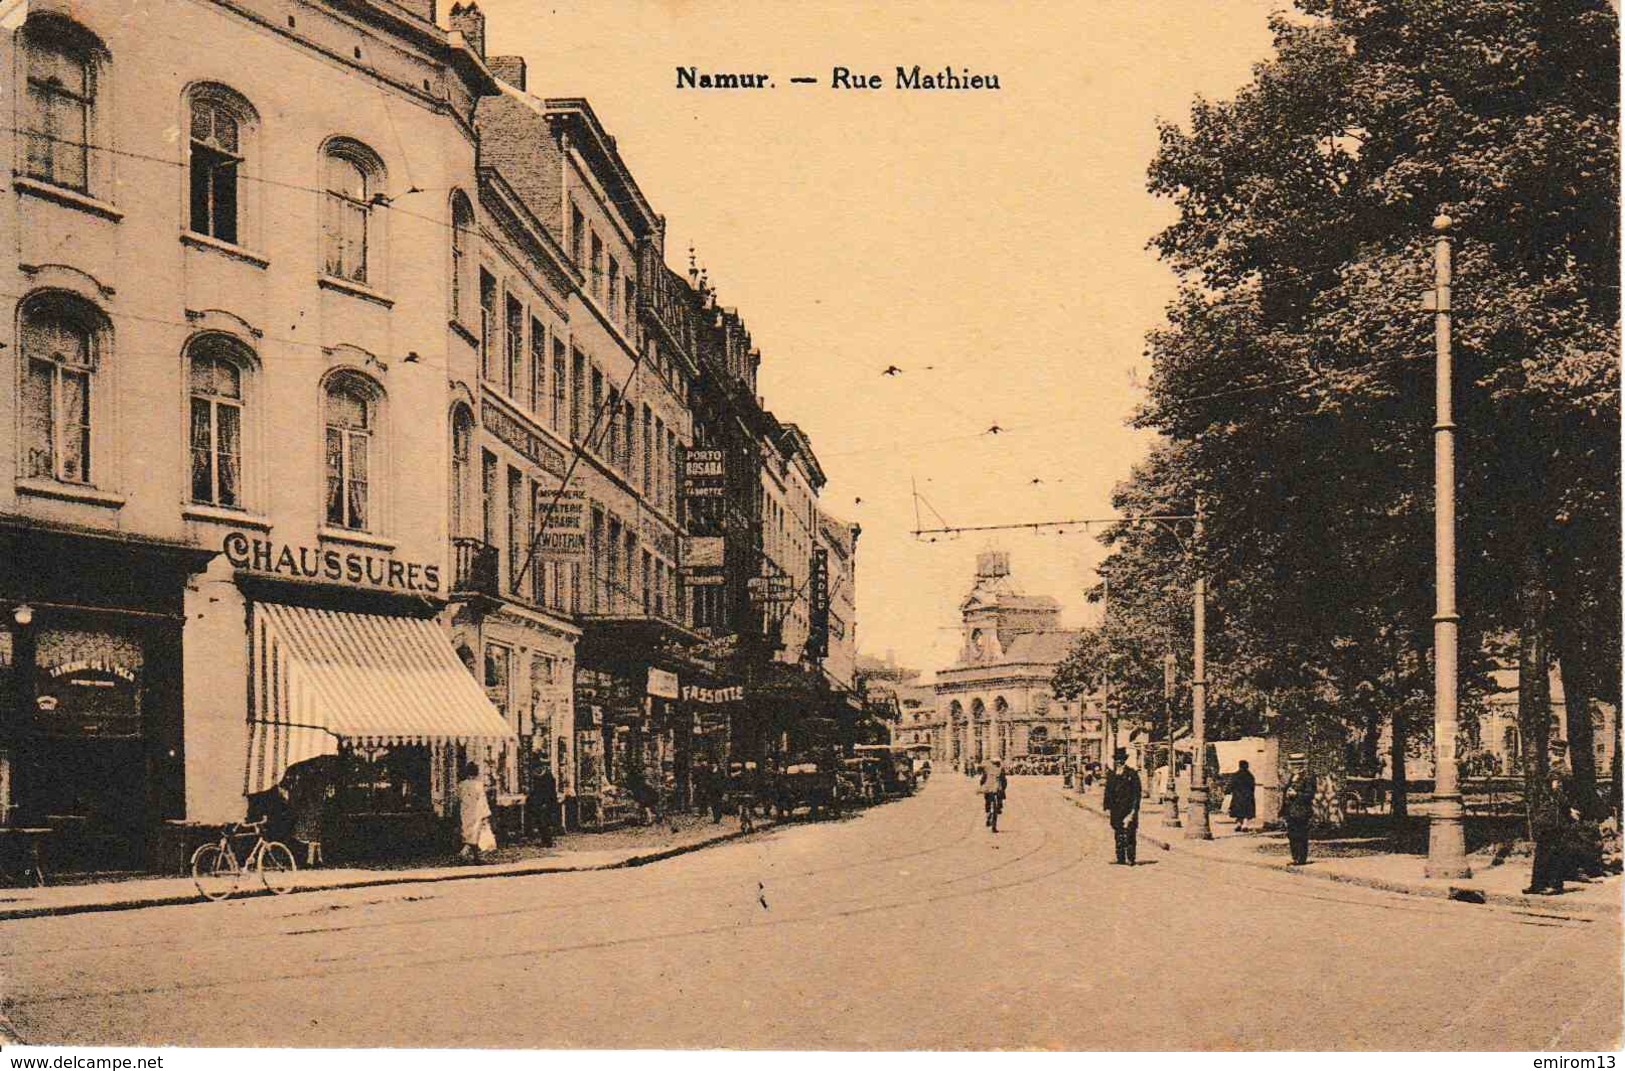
<box><xmin>451</xmin><ymin>537</ymin><xmax>500</xmax><ymax>598</ymax></box>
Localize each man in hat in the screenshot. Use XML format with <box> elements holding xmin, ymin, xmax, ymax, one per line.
<box><xmin>979</xmin><ymin>758</ymin><xmax>1008</xmax><ymax>832</ymax></box>
<box><xmin>1281</xmin><ymin>753</ymin><xmax>1316</xmax><ymax>866</ymax></box>
<box><xmin>1103</xmin><ymin>747</ymin><xmax>1142</xmax><ymax>865</ymax></box>
<box><xmin>1526</xmin><ymin>738</ymin><xmax>1578</xmax><ymax>895</ymax></box>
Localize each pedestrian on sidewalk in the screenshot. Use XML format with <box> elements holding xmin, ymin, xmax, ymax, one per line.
<box><xmin>707</xmin><ymin>762</ymin><xmax>727</xmax><ymax>824</ymax></box>
<box><xmin>1229</xmin><ymin>760</ymin><xmax>1257</xmax><ymax>833</ymax></box>
<box><xmin>527</xmin><ymin>755</ymin><xmax>558</xmax><ymax>848</ymax></box>
<box><xmin>1104</xmin><ymin>748</ymin><xmax>1141</xmax><ymax>865</ymax></box>
<box><xmin>286</xmin><ymin>765</ymin><xmax>330</xmax><ymax>868</ymax></box>
<box><xmin>1282</xmin><ymin>754</ymin><xmax>1315</xmax><ymax>866</ymax></box>
<box><xmin>458</xmin><ymin>761</ymin><xmax>495</xmax><ymax>864</ymax></box>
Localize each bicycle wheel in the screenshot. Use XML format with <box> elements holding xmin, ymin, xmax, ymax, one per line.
<box><xmin>191</xmin><ymin>843</ymin><xmax>238</xmax><ymax>901</ymax></box>
<box><xmin>258</xmin><ymin>841</ymin><xmax>298</xmax><ymax>894</ymax></box>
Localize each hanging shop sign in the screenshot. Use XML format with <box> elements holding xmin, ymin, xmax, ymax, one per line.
<box><xmin>540</xmin><ymin>490</ymin><xmax>588</xmax><ymax>563</ymax></box>
<box><xmin>681</xmin><ymin>449</ymin><xmax>726</xmax><ymax>500</ymax></box>
<box><xmin>680</xmin><ymin>535</ymin><xmax>727</xmax><ymax>586</ymax></box>
<box><xmin>223</xmin><ymin>532</ymin><xmax>442</xmax><ymax>592</ymax></box>
<box><xmin>681</xmin><ymin>683</ymin><xmax>744</xmax><ymax>704</ymax></box>
<box><xmin>647</xmin><ymin>667</ymin><xmax>680</xmax><ymax>699</ymax></box>
<box><xmin>483</xmin><ymin>401</ymin><xmax>567</xmax><ymax>477</ymax></box>
<box><xmin>807</xmin><ymin>547</ymin><xmax>830</xmax><ymax>660</ymax></box>
<box><xmin>747</xmin><ymin>574</ymin><xmax>795</xmax><ymax>604</ymax></box>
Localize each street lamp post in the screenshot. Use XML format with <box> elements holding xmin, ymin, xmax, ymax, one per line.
<box><xmin>1425</xmin><ymin>214</ymin><xmax>1471</xmax><ymax>880</ymax></box>
<box><xmin>1186</xmin><ymin>497</ymin><xmax>1212</xmax><ymax>839</ymax></box>
<box><xmin>1163</xmin><ymin>650</ymin><xmax>1181</xmax><ymax>828</ymax></box>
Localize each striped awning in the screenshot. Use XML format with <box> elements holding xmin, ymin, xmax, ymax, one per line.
<box><xmin>245</xmin><ymin>603</ymin><xmax>513</xmax><ymax>794</ymax></box>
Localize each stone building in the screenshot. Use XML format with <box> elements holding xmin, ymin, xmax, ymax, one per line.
<box><xmin>0</xmin><ymin>0</ymin><xmax>861</xmax><ymax>867</ymax></box>
<box><xmin>0</xmin><ymin>0</ymin><xmax>512</xmax><ymax>868</ymax></box>
<box><xmin>934</xmin><ymin>552</ymin><xmax>1088</xmax><ymax>772</ymax></box>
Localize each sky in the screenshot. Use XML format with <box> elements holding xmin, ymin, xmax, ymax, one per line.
<box><xmin>478</xmin><ymin>0</ymin><xmax>1281</xmax><ymax>676</ymax></box>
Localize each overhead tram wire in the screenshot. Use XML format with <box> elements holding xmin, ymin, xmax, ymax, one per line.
<box><xmin>909</xmin><ymin>514</ymin><xmax>1197</xmax><ymax>540</ymax></box>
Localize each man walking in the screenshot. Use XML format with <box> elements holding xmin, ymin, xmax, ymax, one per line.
<box><xmin>979</xmin><ymin>759</ymin><xmax>1008</xmax><ymax>832</ymax></box>
<box><xmin>1104</xmin><ymin>747</ymin><xmax>1141</xmax><ymax>865</ymax></box>
<box><xmin>527</xmin><ymin>753</ymin><xmax>558</xmax><ymax>848</ymax></box>
<box><xmin>1282</xmin><ymin>753</ymin><xmax>1316</xmax><ymax>866</ymax></box>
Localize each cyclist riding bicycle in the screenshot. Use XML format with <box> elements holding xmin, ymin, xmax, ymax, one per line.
<box><xmin>979</xmin><ymin>759</ymin><xmax>1008</xmax><ymax>832</ymax></box>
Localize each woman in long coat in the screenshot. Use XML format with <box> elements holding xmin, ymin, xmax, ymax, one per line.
<box><xmin>457</xmin><ymin>761</ymin><xmax>494</xmax><ymax>863</ymax></box>
<box><xmin>1228</xmin><ymin>759</ymin><xmax>1257</xmax><ymax>832</ymax></box>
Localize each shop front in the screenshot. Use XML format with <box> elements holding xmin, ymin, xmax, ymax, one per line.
<box><xmin>574</xmin><ymin>617</ymin><xmax>726</xmax><ymax>826</ymax></box>
<box><xmin>0</xmin><ymin>519</ymin><xmax>212</xmax><ymax>873</ymax></box>
<box><xmin>241</xmin><ymin>593</ymin><xmax>515</xmax><ymax>862</ymax></box>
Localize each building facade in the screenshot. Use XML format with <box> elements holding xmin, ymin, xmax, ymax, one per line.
<box><xmin>0</xmin><ymin>0</ymin><xmax>518</xmax><ymax>869</ymax></box>
<box><xmin>0</xmin><ymin>0</ymin><xmax>858</xmax><ymax>868</ymax></box>
<box><xmin>934</xmin><ymin>552</ymin><xmax>1091</xmax><ymax>772</ymax></box>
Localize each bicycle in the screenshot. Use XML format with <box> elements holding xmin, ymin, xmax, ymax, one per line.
<box><xmin>984</xmin><ymin>791</ymin><xmax>1004</xmax><ymax>833</ymax></box>
<box><xmin>190</xmin><ymin>819</ymin><xmax>298</xmax><ymax>901</ymax></box>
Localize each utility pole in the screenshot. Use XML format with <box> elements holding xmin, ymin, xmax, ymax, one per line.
<box><xmin>1425</xmin><ymin>214</ymin><xmax>1471</xmax><ymax>880</ymax></box>
<box><xmin>1163</xmin><ymin>650</ymin><xmax>1181</xmax><ymax>828</ymax></box>
<box><xmin>1187</xmin><ymin>496</ymin><xmax>1212</xmax><ymax>838</ymax></box>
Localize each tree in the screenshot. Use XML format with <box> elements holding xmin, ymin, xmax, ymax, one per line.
<box><xmin>1080</xmin><ymin>0</ymin><xmax>1619</xmax><ymax>811</ymax></box>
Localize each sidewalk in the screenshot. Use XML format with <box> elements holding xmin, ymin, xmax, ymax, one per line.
<box><xmin>1062</xmin><ymin>785</ymin><xmax>1623</xmax><ymax>915</ymax></box>
<box><xmin>0</xmin><ymin>813</ymin><xmax>774</xmax><ymax>921</ymax></box>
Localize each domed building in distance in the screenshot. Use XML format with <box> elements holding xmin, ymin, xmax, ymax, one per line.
<box><xmin>934</xmin><ymin>551</ymin><xmax>1100</xmax><ymax>773</ymax></box>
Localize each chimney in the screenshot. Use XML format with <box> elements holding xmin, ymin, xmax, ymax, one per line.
<box><xmin>449</xmin><ymin>2</ymin><xmax>486</xmax><ymax>59</ymax></box>
<box><xmin>488</xmin><ymin>55</ymin><xmax>526</xmax><ymax>90</ymax></box>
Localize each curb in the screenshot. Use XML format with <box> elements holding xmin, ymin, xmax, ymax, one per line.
<box><xmin>0</xmin><ymin>821</ymin><xmax>776</xmax><ymax>922</ymax></box>
<box><xmin>1059</xmin><ymin>789</ymin><xmax>1621</xmax><ymax>917</ymax></box>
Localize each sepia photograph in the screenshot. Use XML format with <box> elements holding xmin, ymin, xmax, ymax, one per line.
<box><xmin>0</xmin><ymin>0</ymin><xmax>1619</xmax><ymax>1057</ymax></box>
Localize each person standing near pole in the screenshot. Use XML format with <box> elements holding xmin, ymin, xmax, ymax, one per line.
<box><xmin>1105</xmin><ymin>747</ymin><xmax>1142</xmax><ymax>865</ymax></box>
<box><xmin>1282</xmin><ymin>753</ymin><xmax>1316</xmax><ymax>866</ymax></box>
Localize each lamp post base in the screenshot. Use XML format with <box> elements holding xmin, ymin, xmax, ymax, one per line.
<box><xmin>1185</xmin><ymin>786</ymin><xmax>1212</xmax><ymax>839</ymax></box>
<box><xmin>1425</xmin><ymin>798</ymin><xmax>1472</xmax><ymax>879</ymax></box>
<box><xmin>1163</xmin><ymin>798</ymin><xmax>1182</xmax><ymax>828</ymax></box>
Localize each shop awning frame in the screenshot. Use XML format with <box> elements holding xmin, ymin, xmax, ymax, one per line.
<box><xmin>245</xmin><ymin>603</ymin><xmax>514</xmax><ymax>794</ymax></box>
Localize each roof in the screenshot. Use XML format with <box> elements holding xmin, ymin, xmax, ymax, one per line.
<box><xmin>1000</xmin><ymin>631</ymin><xmax>1079</xmax><ymax>665</ymax></box>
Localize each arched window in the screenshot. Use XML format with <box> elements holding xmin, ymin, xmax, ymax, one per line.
<box><xmin>322</xmin><ymin>140</ymin><xmax>384</xmax><ymax>285</ymax></box>
<box><xmin>188</xmin><ymin>87</ymin><xmax>256</xmax><ymax>245</ymax></box>
<box><xmin>20</xmin><ymin>293</ymin><xmax>103</xmax><ymax>484</ymax></box>
<box><xmin>188</xmin><ymin>336</ymin><xmax>251</xmax><ymax>507</ymax></box>
<box><xmin>450</xmin><ymin>404</ymin><xmax>474</xmax><ymax>538</ymax></box>
<box><xmin>450</xmin><ymin>192</ymin><xmax>474</xmax><ymax>322</ymax></box>
<box><xmin>324</xmin><ymin>374</ymin><xmax>377</xmax><ymax>530</ymax></box>
<box><xmin>22</xmin><ymin>19</ymin><xmax>98</xmax><ymax>192</ymax></box>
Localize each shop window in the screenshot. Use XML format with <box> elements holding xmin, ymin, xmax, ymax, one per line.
<box><xmin>22</xmin><ymin>19</ymin><xmax>98</xmax><ymax>193</ymax></box>
<box><xmin>188</xmin><ymin>87</ymin><xmax>255</xmax><ymax>245</ymax></box>
<box><xmin>485</xmin><ymin>644</ymin><xmax>511</xmax><ymax>722</ymax></box>
<box><xmin>188</xmin><ymin>336</ymin><xmax>251</xmax><ymax>507</ymax></box>
<box><xmin>20</xmin><ymin>292</ymin><xmax>104</xmax><ymax>485</ymax></box>
<box><xmin>342</xmin><ymin>745</ymin><xmax>431</xmax><ymax>814</ymax></box>
<box><xmin>321</xmin><ymin>139</ymin><xmax>384</xmax><ymax>285</ymax></box>
<box><xmin>323</xmin><ymin>373</ymin><xmax>378</xmax><ymax>530</ymax></box>
<box><xmin>449</xmin><ymin>191</ymin><xmax>474</xmax><ymax>323</ymax></box>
